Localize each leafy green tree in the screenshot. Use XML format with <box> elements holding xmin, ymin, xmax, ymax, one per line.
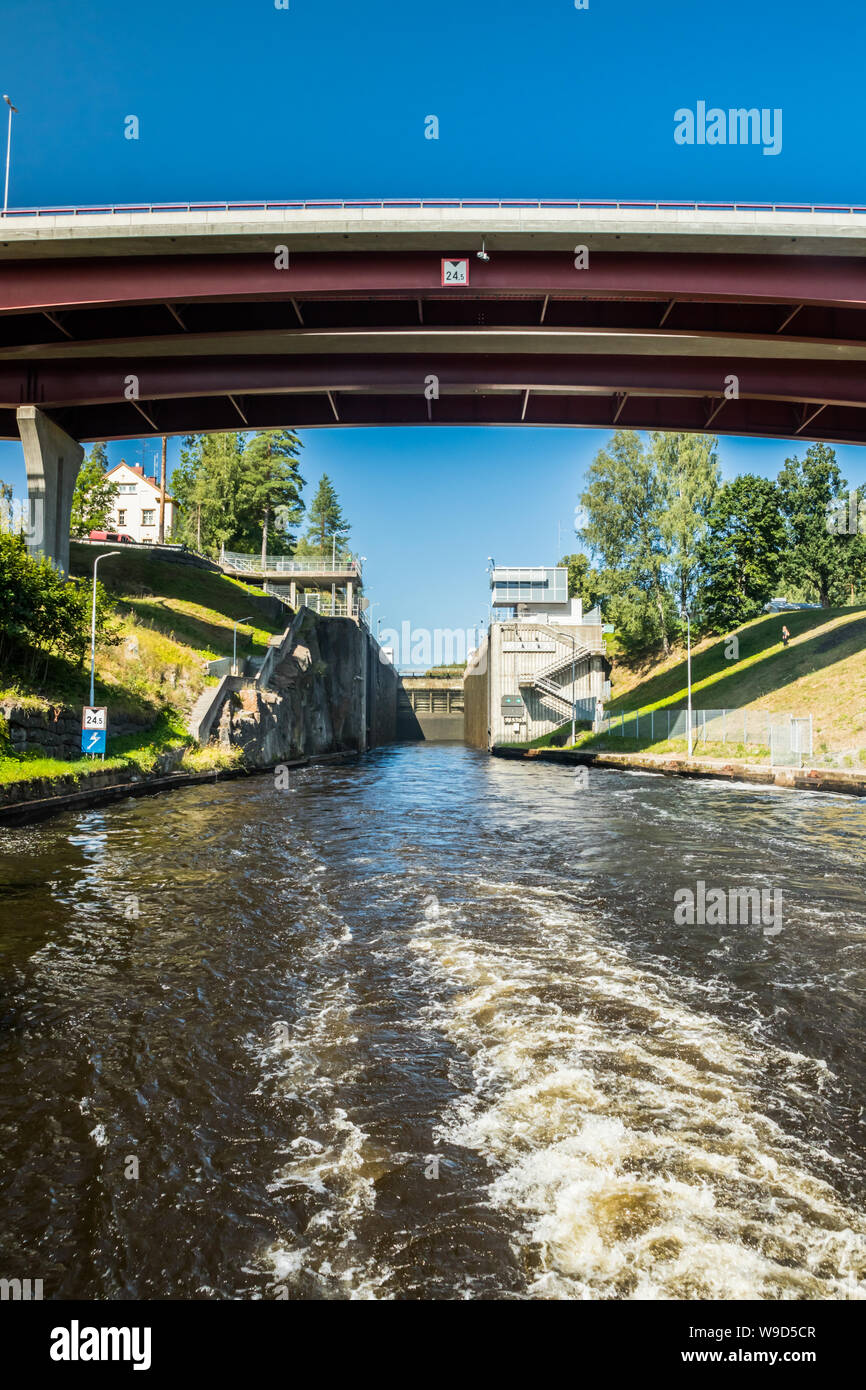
<box><xmin>653</xmin><ymin>431</ymin><xmax>720</xmax><ymax>622</ymax></box>
<box><xmin>777</xmin><ymin>443</ymin><xmax>854</xmax><ymax>606</ymax></box>
<box><xmin>577</xmin><ymin>430</ymin><xmax>672</xmax><ymax>654</ymax></box>
<box><xmin>69</xmin><ymin>443</ymin><xmax>118</xmax><ymax>538</ymax></box>
<box><xmin>0</xmin><ymin>531</ymin><xmax>119</xmax><ymax>677</ymax></box>
<box><xmin>696</xmin><ymin>475</ymin><xmax>785</xmax><ymax>630</ymax></box>
<box><xmin>170</xmin><ymin>433</ymin><xmax>246</xmax><ymax>555</ymax></box>
<box><xmin>236</xmin><ymin>429</ymin><xmax>305</xmax><ymax>564</ymax></box>
<box><xmin>558</xmin><ymin>552</ymin><xmax>604</xmax><ymax>611</ymax></box>
<box><xmin>299</xmin><ymin>474</ymin><xmax>351</xmax><ymax>558</ymax></box>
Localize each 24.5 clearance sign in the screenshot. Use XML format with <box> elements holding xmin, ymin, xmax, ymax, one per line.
<box><xmin>441</xmin><ymin>258</ymin><xmax>469</xmax><ymax>286</ymax></box>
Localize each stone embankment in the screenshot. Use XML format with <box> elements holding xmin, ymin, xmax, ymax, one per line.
<box><xmin>492</xmin><ymin>745</ymin><xmax>866</xmax><ymax>797</ymax></box>
<box><xmin>210</xmin><ymin>605</ymin><xmax>398</xmax><ymax>764</ymax></box>
<box><xmin>1</xmin><ymin>701</ymin><xmax>152</xmax><ymax>759</ymax></box>
<box><xmin>0</xmin><ymin>607</ymin><xmax>401</xmax><ymax>825</ymax></box>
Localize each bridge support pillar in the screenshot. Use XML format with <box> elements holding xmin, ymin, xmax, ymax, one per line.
<box><xmin>17</xmin><ymin>406</ymin><xmax>84</xmax><ymax>574</ymax></box>
<box><xmin>289</xmin><ymin>579</ymin><xmax>297</xmax><ymax>609</ymax></box>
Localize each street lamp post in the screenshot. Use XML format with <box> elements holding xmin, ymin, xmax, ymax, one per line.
<box><xmin>233</xmin><ymin>616</ymin><xmax>253</xmax><ymax>675</ymax></box>
<box><xmin>90</xmin><ymin>551</ymin><xmax>121</xmax><ymax>706</ymax></box>
<box><xmin>2</xmin><ymin>95</ymin><xmax>18</xmax><ymax>216</ymax></box>
<box><xmin>685</xmin><ymin>609</ymin><xmax>693</xmax><ymax>758</ymax></box>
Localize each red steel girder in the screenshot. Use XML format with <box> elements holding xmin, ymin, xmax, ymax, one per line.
<box><xmin>1</xmin><ymin>252</ymin><xmax>866</xmax><ymax>315</ymax></box>
<box><xmin>3</xmin><ymin>353</ymin><xmax>866</xmax><ymax>410</ymax></box>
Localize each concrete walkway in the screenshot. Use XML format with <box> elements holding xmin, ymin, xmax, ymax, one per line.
<box><xmin>493</xmin><ymin>745</ymin><xmax>866</xmax><ymax>797</ymax></box>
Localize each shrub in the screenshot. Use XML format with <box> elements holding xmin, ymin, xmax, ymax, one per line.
<box><xmin>0</xmin><ymin>532</ymin><xmax>120</xmax><ymax>676</ymax></box>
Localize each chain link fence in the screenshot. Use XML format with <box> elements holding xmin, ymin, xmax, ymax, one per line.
<box><xmin>595</xmin><ymin>708</ymin><xmax>813</xmax><ymax>765</ymax></box>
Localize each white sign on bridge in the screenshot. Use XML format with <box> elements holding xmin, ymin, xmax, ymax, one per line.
<box><xmin>441</xmin><ymin>258</ymin><xmax>469</xmax><ymax>286</ymax></box>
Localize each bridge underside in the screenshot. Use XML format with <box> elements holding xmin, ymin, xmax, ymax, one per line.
<box><xmin>2</xmin><ymin>245</ymin><xmax>866</xmax><ymax>444</ymax></box>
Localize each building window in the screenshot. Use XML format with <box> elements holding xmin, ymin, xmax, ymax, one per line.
<box><xmin>141</xmin><ymin>509</ymin><xmax>156</xmax><ymax>525</ymax></box>
<box><xmin>117</xmin><ymin>483</ymin><xmax>137</xmax><ymax>494</ymax></box>
<box><xmin>117</xmin><ymin>510</ymin><xmax>126</xmax><ymax>526</ymax></box>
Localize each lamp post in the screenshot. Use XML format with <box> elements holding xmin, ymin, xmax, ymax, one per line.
<box><xmin>685</xmin><ymin>608</ymin><xmax>693</xmax><ymax>757</ymax></box>
<box><xmin>2</xmin><ymin>95</ymin><xmax>17</xmax><ymax>216</ymax></box>
<box><xmin>90</xmin><ymin>551</ymin><xmax>120</xmax><ymax>706</ymax></box>
<box><xmin>233</xmin><ymin>616</ymin><xmax>252</xmax><ymax>675</ymax></box>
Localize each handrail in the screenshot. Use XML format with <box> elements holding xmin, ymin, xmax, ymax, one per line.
<box><xmin>222</xmin><ymin>549</ymin><xmax>361</xmax><ymax>577</ymax></box>
<box><xmin>2</xmin><ymin>199</ymin><xmax>866</xmax><ymax>218</ymax></box>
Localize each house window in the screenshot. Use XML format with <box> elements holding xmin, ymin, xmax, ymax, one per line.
<box><xmin>117</xmin><ymin>484</ymin><xmax>137</xmax><ymax>493</ymax></box>
<box><xmin>117</xmin><ymin>510</ymin><xmax>126</xmax><ymax>526</ymax></box>
<box><xmin>141</xmin><ymin>509</ymin><xmax>156</xmax><ymax>525</ymax></box>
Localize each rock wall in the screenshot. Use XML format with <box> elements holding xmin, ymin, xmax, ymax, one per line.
<box><xmin>0</xmin><ymin>701</ymin><xmax>151</xmax><ymax>759</ymax></box>
<box><xmin>213</xmin><ymin>608</ymin><xmax>400</xmax><ymax>765</ymax></box>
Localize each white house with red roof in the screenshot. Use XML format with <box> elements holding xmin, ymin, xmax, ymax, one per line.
<box><xmin>105</xmin><ymin>461</ymin><xmax>175</xmax><ymax>543</ymax></box>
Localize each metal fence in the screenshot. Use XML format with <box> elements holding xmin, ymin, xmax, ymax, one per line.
<box><xmin>299</xmin><ymin>593</ymin><xmax>366</xmax><ymax>624</ymax></box>
<box><xmin>596</xmin><ymin>708</ymin><xmax>813</xmax><ymax>765</ymax></box>
<box><xmin>221</xmin><ymin>549</ymin><xmax>362</xmax><ymax>577</ymax></box>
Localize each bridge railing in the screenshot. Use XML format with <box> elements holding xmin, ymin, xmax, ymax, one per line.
<box><xmin>221</xmin><ymin>549</ymin><xmax>361</xmax><ymax>577</ymax></box>
<box><xmin>3</xmin><ymin>199</ymin><xmax>866</xmax><ymax>218</ymax></box>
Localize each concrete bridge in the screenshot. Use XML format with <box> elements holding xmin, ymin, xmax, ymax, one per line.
<box><xmin>3</xmin><ymin>199</ymin><xmax>866</xmax><ymax>567</ymax></box>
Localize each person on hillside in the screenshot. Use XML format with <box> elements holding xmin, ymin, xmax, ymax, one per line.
<box><xmin>781</xmin><ymin>624</ymin><xmax>790</xmax><ymax>647</ymax></box>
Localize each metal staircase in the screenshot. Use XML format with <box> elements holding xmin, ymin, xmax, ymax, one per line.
<box><xmin>517</xmin><ymin>626</ymin><xmax>605</xmax><ymax>719</ymax></box>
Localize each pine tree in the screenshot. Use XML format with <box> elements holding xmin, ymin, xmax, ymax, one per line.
<box><xmin>300</xmin><ymin>474</ymin><xmax>351</xmax><ymax>559</ymax></box>
<box><xmin>237</xmin><ymin>429</ymin><xmax>305</xmax><ymax>564</ymax></box>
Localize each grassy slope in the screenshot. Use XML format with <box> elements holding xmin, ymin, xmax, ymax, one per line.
<box><xmin>0</xmin><ymin>545</ymin><xmax>288</xmax><ymax>788</ymax></box>
<box><xmin>519</xmin><ymin>606</ymin><xmax>866</xmax><ymax>763</ymax></box>
<box><xmin>606</xmin><ymin>607</ymin><xmax>866</xmax><ymax>754</ymax></box>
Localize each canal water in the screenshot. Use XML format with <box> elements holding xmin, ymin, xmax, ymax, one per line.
<box><xmin>1</xmin><ymin>744</ymin><xmax>864</xmax><ymax>1300</ymax></box>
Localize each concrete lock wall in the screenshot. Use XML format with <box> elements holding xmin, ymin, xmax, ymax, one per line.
<box><xmin>463</xmin><ymin>638</ymin><xmax>490</xmax><ymax>749</ymax></box>
<box><xmin>463</xmin><ymin>621</ymin><xmax>610</xmax><ymax>749</ymax></box>
<box><xmin>396</xmin><ymin>677</ymin><xmax>465</xmax><ymax>742</ymax></box>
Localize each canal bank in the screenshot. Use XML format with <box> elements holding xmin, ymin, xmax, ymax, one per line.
<box><xmin>0</xmin><ymin>750</ymin><xmax>358</xmax><ymax>827</ymax></box>
<box><xmin>493</xmin><ymin>744</ymin><xmax>866</xmax><ymax>797</ymax></box>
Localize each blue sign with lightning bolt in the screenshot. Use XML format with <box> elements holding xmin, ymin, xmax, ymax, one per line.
<box><xmin>81</xmin><ymin>727</ymin><xmax>106</xmax><ymax>755</ymax></box>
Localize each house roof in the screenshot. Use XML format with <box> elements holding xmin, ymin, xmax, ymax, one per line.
<box><xmin>105</xmin><ymin>461</ymin><xmax>174</xmax><ymax>502</ymax></box>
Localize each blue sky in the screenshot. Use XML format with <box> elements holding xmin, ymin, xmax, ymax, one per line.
<box><xmin>1</xmin><ymin>0</ymin><xmax>865</xmax><ymax>636</ymax></box>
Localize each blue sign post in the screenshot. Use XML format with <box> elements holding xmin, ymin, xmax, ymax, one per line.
<box><xmin>81</xmin><ymin>706</ymin><xmax>108</xmax><ymax>757</ymax></box>
<box><xmin>81</xmin><ymin>727</ymin><xmax>107</xmax><ymax>756</ymax></box>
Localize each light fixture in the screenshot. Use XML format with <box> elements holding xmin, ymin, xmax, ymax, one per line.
<box><xmin>477</xmin><ymin>239</ymin><xmax>489</xmax><ymax>262</ymax></box>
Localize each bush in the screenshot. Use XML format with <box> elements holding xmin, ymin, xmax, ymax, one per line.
<box><xmin>0</xmin><ymin>532</ymin><xmax>120</xmax><ymax>676</ymax></box>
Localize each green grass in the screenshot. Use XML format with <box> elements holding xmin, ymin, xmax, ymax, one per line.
<box><xmin>504</xmin><ymin>604</ymin><xmax>866</xmax><ymax>763</ymax></box>
<box><xmin>3</xmin><ymin>546</ymin><xmax>287</xmax><ymax>718</ymax></box>
<box><xmin>0</xmin><ymin>709</ymin><xmax>241</xmax><ymax>790</ymax></box>
<box><xmin>69</xmin><ymin>541</ymin><xmax>280</xmax><ymax>618</ymax></box>
<box><xmin>607</xmin><ymin>607</ymin><xmax>866</xmax><ymax>716</ymax></box>
<box><xmin>70</xmin><ymin>541</ymin><xmax>284</xmax><ymax>657</ymax></box>
<box><xmin>0</xmin><ymin>545</ymin><xmax>289</xmax><ymax>793</ymax></box>
<box><xmin>605</xmin><ymin>606</ymin><xmax>866</xmax><ymax>757</ymax></box>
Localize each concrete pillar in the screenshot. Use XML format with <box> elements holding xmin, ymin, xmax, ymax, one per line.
<box><xmin>346</xmin><ymin>579</ymin><xmax>354</xmax><ymax>617</ymax></box>
<box><xmin>289</xmin><ymin>579</ymin><xmax>297</xmax><ymax>609</ymax></box>
<box><xmin>17</xmin><ymin>406</ymin><xmax>84</xmax><ymax>574</ymax></box>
